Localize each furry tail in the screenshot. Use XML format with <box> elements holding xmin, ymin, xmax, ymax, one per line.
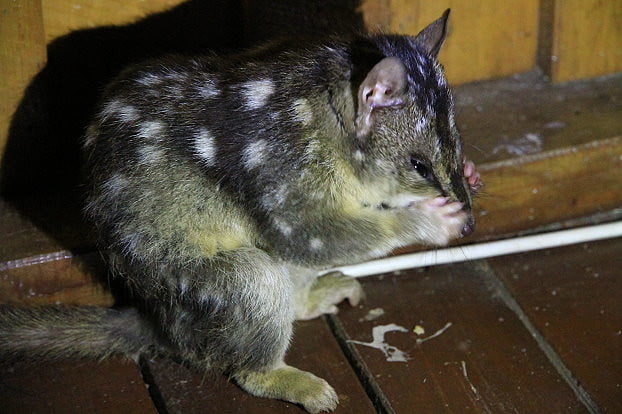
<box><xmin>0</xmin><ymin>305</ymin><xmax>159</xmax><ymax>361</ymax></box>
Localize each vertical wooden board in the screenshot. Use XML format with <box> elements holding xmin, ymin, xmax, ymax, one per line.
<box><xmin>0</xmin><ymin>358</ymin><xmax>156</xmax><ymax>414</ymax></box>
<box><xmin>488</xmin><ymin>238</ymin><xmax>622</xmax><ymax>413</ymax></box>
<box><xmin>550</xmin><ymin>0</ymin><xmax>622</xmax><ymax>82</ymax></box>
<box><xmin>41</xmin><ymin>0</ymin><xmax>186</xmax><ymax>43</ymax></box>
<box><xmin>359</xmin><ymin>0</ymin><xmax>539</xmax><ymax>84</ymax></box>
<box><xmin>0</xmin><ymin>0</ymin><xmax>46</xmax><ymax>168</ymax></box>
<box><xmin>335</xmin><ymin>264</ymin><xmax>587</xmax><ymax>413</ymax></box>
<box><xmin>145</xmin><ymin>318</ymin><xmax>375</xmax><ymax>413</ymax></box>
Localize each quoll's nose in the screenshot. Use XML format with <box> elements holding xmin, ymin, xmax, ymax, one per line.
<box><xmin>461</xmin><ymin>215</ymin><xmax>476</xmax><ymax>237</ymax></box>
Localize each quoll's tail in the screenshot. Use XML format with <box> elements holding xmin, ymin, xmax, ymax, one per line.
<box><xmin>0</xmin><ymin>305</ymin><xmax>159</xmax><ymax>361</ymax></box>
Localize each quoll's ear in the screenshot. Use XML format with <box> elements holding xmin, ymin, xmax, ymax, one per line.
<box><xmin>355</xmin><ymin>57</ymin><xmax>407</xmax><ymax>138</ymax></box>
<box><xmin>412</xmin><ymin>9</ymin><xmax>450</xmax><ymax>57</ymax></box>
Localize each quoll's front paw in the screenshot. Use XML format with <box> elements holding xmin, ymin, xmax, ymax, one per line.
<box><xmin>296</xmin><ymin>272</ymin><xmax>364</xmax><ymax>320</ymax></box>
<box><xmin>463</xmin><ymin>158</ymin><xmax>483</xmax><ymax>194</ymax></box>
<box><xmin>420</xmin><ymin>197</ymin><xmax>467</xmax><ymax>245</ymax></box>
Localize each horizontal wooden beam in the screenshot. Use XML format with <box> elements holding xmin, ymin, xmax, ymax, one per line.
<box><xmin>474</xmin><ymin>136</ymin><xmax>622</xmax><ymax>239</ymax></box>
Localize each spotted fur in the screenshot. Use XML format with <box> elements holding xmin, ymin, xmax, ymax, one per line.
<box><xmin>0</xmin><ymin>11</ymin><xmax>476</xmax><ymax>413</ymax></box>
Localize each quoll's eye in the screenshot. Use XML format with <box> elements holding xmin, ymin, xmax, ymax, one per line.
<box><xmin>410</xmin><ymin>157</ymin><xmax>430</xmax><ymax>179</ymax></box>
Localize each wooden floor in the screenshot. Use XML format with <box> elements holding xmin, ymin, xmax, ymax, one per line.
<box><xmin>1</xmin><ymin>238</ymin><xmax>621</xmax><ymax>413</ymax></box>
<box><xmin>1</xmin><ymin>72</ymin><xmax>620</xmax><ymax>413</ymax></box>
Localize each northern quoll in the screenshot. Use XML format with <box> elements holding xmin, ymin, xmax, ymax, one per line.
<box><xmin>0</xmin><ymin>10</ymin><xmax>482</xmax><ymax>412</ymax></box>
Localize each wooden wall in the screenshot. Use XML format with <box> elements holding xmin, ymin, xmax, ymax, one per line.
<box><xmin>0</xmin><ymin>0</ymin><xmax>620</xmax><ymax>187</ymax></box>
<box><xmin>542</xmin><ymin>0</ymin><xmax>622</xmax><ymax>82</ymax></box>
<box><xmin>361</xmin><ymin>0</ymin><xmax>622</xmax><ymax>84</ymax></box>
<box><xmin>361</xmin><ymin>0</ymin><xmax>541</xmax><ymax>84</ymax></box>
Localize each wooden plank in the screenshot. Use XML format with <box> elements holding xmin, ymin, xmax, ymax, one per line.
<box><xmin>488</xmin><ymin>238</ymin><xmax>622</xmax><ymax>413</ymax></box>
<box><xmin>547</xmin><ymin>0</ymin><xmax>622</xmax><ymax>82</ymax></box>
<box><xmin>41</xmin><ymin>0</ymin><xmax>186</xmax><ymax>43</ymax></box>
<box><xmin>0</xmin><ymin>357</ymin><xmax>156</xmax><ymax>414</ymax></box>
<box><xmin>334</xmin><ymin>264</ymin><xmax>588</xmax><ymax>413</ymax></box>
<box><xmin>472</xmin><ymin>136</ymin><xmax>622</xmax><ymax>240</ymax></box>
<box><xmin>0</xmin><ymin>0</ymin><xmax>47</xmax><ymax>172</ymax></box>
<box><xmin>454</xmin><ymin>72</ymin><xmax>622</xmax><ymax>165</ymax></box>
<box><xmin>146</xmin><ymin>318</ymin><xmax>375</xmax><ymax>413</ymax></box>
<box><xmin>0</xmin><ymin>195</ymin><xmax>93</xmax><ymax>263</ymax></box>
<box><xmin>359</xmin><ymin>0</ymin><xmax>539</xmax><ymax>84</ymax></box>
<box><xmin>0</xmin><ymin>252</ymin><xmax>114</xmax><ymax>307</ymax></box>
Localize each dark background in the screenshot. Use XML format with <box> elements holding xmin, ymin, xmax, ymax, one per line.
<box><xmin>1</xmin><ymin>0</ymin><xmax>365</xmax><ymax>250</ymax></box>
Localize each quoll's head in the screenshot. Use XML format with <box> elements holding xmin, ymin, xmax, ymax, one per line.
<box><xmin>355</xmin><ymin>10</ymin><xmax>475</xmax><ymax>237</ymax></box>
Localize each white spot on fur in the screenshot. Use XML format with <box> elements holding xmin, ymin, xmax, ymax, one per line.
<box><xmin>261</xmin><ymin>183</ymin><xmax>289</xmax><ymax>211</ymax></box>
<box><xmin>194</xmin><ymin>128</ymin><xmax>216</xmax><ymax>165</ymax></box>
<box><xmin>179</xmin><ymin>278</ymin><xmax>189</xmax><ymax>295</ymax></box>
<box><xmin>292</xmin><ymin>98</ymin><xmax>313</xmax><ymax>125</ymax></box>
<box><xmin>104</xmin><ymin>173</ymin><xmax>128</xmax><ymax>196</ymax></box>
<box><xmin>242</xmin><ymin>79</ymin><xmax>275</xmax><ymax>109</ymax></box>
<box><xmin>243</xmin><ymin>140</ymin><xmax>268</xmax><ymax>170</ymax></box>
<box><xmin>273</xmin><ymin>217</ymin><xmax>293</xmax><ymax>236</ymax></box>
<box><xmin>137</xmin><ymin>120</ymin><xmax>165</xmax><ymax>140</ymax></box>
<box><xmin>274</xmin><ymin>183</ymin><xmax>289</xmax><ymax>205</ymax></box>
<box><xmin>162</xmin><ymin>70</ymin><xmax>187</xmax><ymax>81</ymax></box>
<box><xmin>136</xmin><ymin>73</ymin><xmax>162</xmax><ymax>86</ymax></box>
<box><xmin>354</xmin><ymin>149</ymin><xmax>365</xmax><ymax>161</ymax></box>
<box><xmin>101</xmin><ymin>100</ymin><xmax>139</xmax><ymax>123</ymax></box>
<box><xmin>414</xmin><ymin>117</ymin><xmax>428</xmax><ymax>133</ymax></box>
<box><xmin>310</xmin><ymin>238</ymin><xmax>323</xmax><ymax>250</ymax></box>
<box><xmin>197</xmin><ymin>80</ymin><xmax>220</xmax><ymax>99</ymax></box>
<box><xmin>137</xmin><ymin>145</ymin><xmax>165</xmax><ymax>164</ymax></box>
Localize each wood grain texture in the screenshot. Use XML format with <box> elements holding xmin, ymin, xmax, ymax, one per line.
<box><xmin>41</xmin><ymin>0</ymin><xmax>186</xmax><ymax>43</ymax></box>
<box><xmin>472</xmin><ymin>136</ymin><xmax>622</xmax><ymax>240</ymax></box>
<box><xmin>455</xmin><ymin>72</ymin><xmax>622</xmax><ymax>165</ymax></box>
<box><xmin>549</xmin><ymin>0</ymin><xmax>622</xmax><ymax>82</ymax></box>
<box><xmin>145</xmin><ymin>318</ymin><xmax>376</xmax><ymax>413</ymax></box>
<box><xmin>0</xmin><ymin>357</ymin><xmax>156</xmax><ymax>414</ymax></box>
<box><xmin>0</xmin><ymin>252</ymin><xmax>114</xmax><ymax>307</ymax></box>
<box><xmin>334</xmin><ymin>264</ymin><xmax>588</xmax><ymax>413</ymax></box>
<box><xmin>488</xmin><ymin>238</ymin><xmax>622</xmax><ymax>413</ymax></box>
<box><xmin>359</xmin><ymin>0</ymin><xmax>540</xmax><ymax>84</ymax></box>
<box><xmin>0</xmin><ymin>0</ymin><xmax>46</xmax><ymax>170</ymax></box>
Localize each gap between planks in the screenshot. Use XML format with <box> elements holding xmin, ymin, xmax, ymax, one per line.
<box><xmin>476</xmin><ymin>261</ymin><xmax>603</xmax><ymax>414</ymax></box>
<box><xmin>325</xmin><ymin>314</ymin><xmax>396</xmax><ymax>414</ymax></box>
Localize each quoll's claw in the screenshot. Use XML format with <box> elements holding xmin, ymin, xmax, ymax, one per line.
<box><xmin>461</xmin><ymin>216</ymin><xmax>476</xmax><ymax>237</ymax></box>
<box><xmin>463</xmin><ymin>159</ymin><xmax>483</xmax><ymax>193</ymax></box>
<box><xmin>420</xmin><ymin>198</ymin><xmax>467</xmax><ymax>244</ymax></box>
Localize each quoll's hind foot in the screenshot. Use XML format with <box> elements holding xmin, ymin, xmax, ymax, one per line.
<box><xmin>463</xmin><ymin>158</ymin><xmax>483</xmax><ymax>193</ymax></box>
<box><xmin>296</xmin><ymin>272</ymin><xmax>364</xmax><ymax>320</ymax></box>
<box><xmin>234</xmin><ymin>364</ymin><xmax>338</xmax><ymax>413</ymax></box>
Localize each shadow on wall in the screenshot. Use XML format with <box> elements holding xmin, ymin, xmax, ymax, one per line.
<box><xmin>1</xmin><ymin>0</ymin><xmax>365</xmax><ymax>251</ymax></box>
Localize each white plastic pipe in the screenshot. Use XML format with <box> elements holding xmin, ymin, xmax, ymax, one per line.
<box><xmin>330</xmin><ymin>221</ymin><xmax>622</xmax><ymax>278</ymax></box>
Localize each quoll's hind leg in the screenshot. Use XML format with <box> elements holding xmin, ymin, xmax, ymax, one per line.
<box><xmin>295</xmin><ymin>271</ymin><xmax>364</xmax><ymax>321</ymax></box>
<box><xmin>155</xmin><ymin>248</ymin><xmax>338</xmax><ymax>412</ymax></box>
